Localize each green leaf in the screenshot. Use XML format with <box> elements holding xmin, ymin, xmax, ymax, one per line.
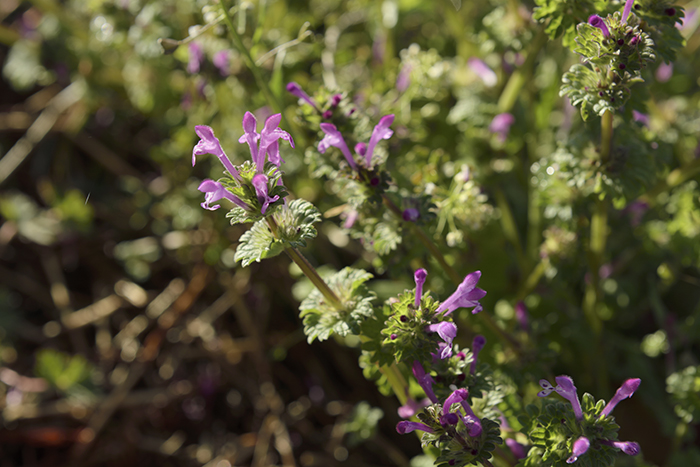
<box><xmin>276</xmin><ymin>199</ymin><xmax>322</xmax><ymax>248</ymax></box>
<box><xmin>35</xmin><ymin>349</ymin><xmax>93</xmax><ymax>393</ymax></box>
<box><xmin>234</xmin><ymin>219</ymin><xmax>285</xmax><ymax>267</ymax></box>
<box><xmin>299</xmin><ymin>267</ymin><xmax>376</xmax><ymax>343</ymax></box>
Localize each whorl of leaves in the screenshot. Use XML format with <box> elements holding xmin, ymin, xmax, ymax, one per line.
<box><xmin>299</xmin><ymin>268</ymin><xmax>376</xmax><ymax>343</ymax></box>
<box><xmin>223</xmin><ymin>161</ymin><xmax>288</xmax><ymax>224</ymax></box>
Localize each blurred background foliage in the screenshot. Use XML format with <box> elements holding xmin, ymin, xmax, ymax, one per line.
<box><xmin>0</xmin><ymin>0</ymin><xmax>699</xmax><ymax>466</ymax></box>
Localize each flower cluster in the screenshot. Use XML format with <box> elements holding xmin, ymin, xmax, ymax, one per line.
<box><xmin>318</xmin><ymin>115</ymin><xmax>395</xmax><ymax>171</ymax></box>
<box><xmin>192</xmin><ymin>112</ymin><xmax>294</xmax><ymax>220</ymax></box>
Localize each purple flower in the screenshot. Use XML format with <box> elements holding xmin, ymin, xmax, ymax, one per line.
<box><xmin>396</xmin><ymin>421</ymin><xmax>434</xmax><ymax>434</ymax></box>
<box><xmin>198</xmin><ymin>179</ymin><xmax>250</xmax><ymax>211</ymax></box>
<box><xmin>342</xmin><ymin>209</ymin><xmax>359</xmax><ymax>229</ymax></box>
<box><xmin>632</xmin><ymin>110</ymin><xmax>650</xmax><ymax>127</ymax></box>
<box><xmin>331</xmin><ymin>94</ymin><xmax>342</xmax><ymax>107</ymax></box>
<box><xmin>414</xmin><ymin>269</ymin><xmax>427</xmax><ymax>309</ymax></box>
<box><xmin>443</xmin><ymin>388</ymin><xmax>468</xmax><ymax>414</ymax></box>
<box><xmin>489</xmin><ymin>113</ymin><xmax>515</xmax><ymax>142</ymax></box>
<box><xmin>538</xmin><ymin>375</ymin><xmax>583</xmax><ymax>421</ymax></box>
<box><xmin>239</xmin><ymin>112</ymin><xmax>294</xmax><ymax>173</ymax></box>
<box><xmin>398</xmin><ymin>396</ymin><xmax>429</xmax><ymax>419</ymax></box>
<box><xmin>193</xmin><ymin>125</ymin><xmax>241</xmax><ymax>181</ymax></box>
<box><xmin>656</xmin><ymin>62</ymin><xmax>673</xmax><ymax>82</ymax></box>
<box><xmin>364</xmin><ymin>115</ymin><xmax>395</xmax><ymax>167</ymax></box>
<box><xmin>515</xmin><ymin>301</ymin><xmax>530</xmax><ymax>332</ymax></box>
<box><xmin>622</xmin><ymin>0</ymin><xmax>636</xmax><ymax>24</ymax></box>
<box><xmin>600</xmin><ymin>439</ymin><xmax>640</xmax><ymax>456</ymax></box>
<box><xmin>600</xmin><ymin>378</ymin><xmax>641</xmax><ymax>418</ymax></box>
<box><xmin>624</xmin><ymin>200</ymin><xmax>649</xmax><ymax>226</ymax></box>
<box><xmin>412</xmin><ymin>360</ymin><xmax>438</xmax><ymax>403</ymax></box>
<box><xmin>459</xmin><ymin>398</ymin><xmax>482</xmax><ymax>437</ymax></box>
<box><xmin>213</xmin><ymin>50</ymin><xmax>230</xmax><ymax>76</ymax></box>
<box><xmin>588</xmin><ymin>15</ymin><xmax>610</xmax><ymax>38</ymax></box>
<box><xmin>187</xmin><ymin>42</ymin><xmax>204</xmax><ymax>74</ymax></box>
<box><xmin>436</xmin><ymin>271</ymin><xmax>487</xmax><ymax>316</ymax></box>
<box><xmin>286</xmin><ymin>82</ymin><xmax>319</xmax><ymax>110</ymax></box>
<box><xmin>470</xmin><ymin>335</ymin><xmax>486</xmax><ymax>375</ymax></box>
<box><xmin>396</xmin><ymin>64</ymin><xmax>412</xmax><ymax>93</ymax></box>
<box><xmin>319</xmin><ymin>123</ymin><xmax>358</xmax><ymax>171</ymax></box>
<box><xmin>252</xmin><ymin>174</ymin><xmax>279</xmax><ymax>214</ymax></box>
<box><xmin>426</xmin><ymin>321</ymin><xmax>458</xmax><ymax>360</ymax></box>
<box><xmin>403</xmin><ymin>208</ymin><xmax>419</xmax><ymax>222</ymax></box>
<box><xmin>506</xmin><ymin>439</ymin><xmax>527</xmax><ymax>460</ymax></box>
<box><xmin>567</xmin><ymin>436</ymin><xmax>590</xmax><ymax>464</ymax></box>
<box><xmin>468</xmin><ymin>58</ymin><xmax>497</xmax><ymax>87</ymax></box>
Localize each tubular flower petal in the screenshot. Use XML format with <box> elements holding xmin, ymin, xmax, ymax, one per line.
<box><xmin>364</xmin><ymin>115</ymin><xmax>394</xmax><ymax>166</ymax></box>
<box><xmin>193</xmin><ymin>125</ymin><xmax>241</xmax><ymax>181</ymax></box>
<box><xmin>354</xmin><ymin>142</ymin><xmax>367</xmax><ymax>157</ymax></box>
<box><xmin>252</xmin><ymin>174</ymin><xmax>279</xmax><ymax>214</ymax></box>
<box><xmin>567</xmin><ymin>436</ymin><xmax>590</xmax><ymax>464</ymax></box>
<box><xmin>506</xmin><ymin>439</ymin><xmax>527</xmax><ymax>460</ymax></box>
<box><xmin>414</xmin><ymin>269</ymin><xmax>428</xmax><ymax>309</ymax></box>
<box><xmin>515</xmin><ymin>301</ymin><xmax>530</xmax><ymax>332</ymax></box>
<box><xmin>318</xmin><ymin>123</ymin><xmax>358</xmax><ymax>171</ymax></box>
<box><xmin>440</xmin><ymin>413</ymin><xmax>460</xmax><ymax>426</ymax></box>
<box><xmin>589</xmin><ymin>15</ymin><xmax>611</xmax><ymax>38</ymax></box>
<box><xmin>198</xmin><ymin>179</ymin><xmax>249</xmax><ymax>211</ymax></box>
<box><xmin>622</xmin><ymin>0</ymin><xmax>635</xmax><ymax>24</ymax></box>
<box><xmin>468</xmin><ymin>58</ymin><xmax>497</xmax><ymax>87</ymax></box>
<box><xmin>459</xmin><ymin>400</ymin><xmax>483</xmax><ymax>437</ymax></box>
<box><xmin>398</xmin><ymin>396</ymin><xmax>429</xmax><ymax>419</ymax></box>
<box><xmin>443</xmin><ymin>388</ymin><xmax>468</xmax><ymax>414</ymax></box>
<box><xmin>213</xmin><ymin>50</ymin><xmax>230</xmax><ymax>76</ymax></box>
<box><xmin>600</xmin><ymin>440</ymin><xmax>640</xmax><ymax>456</ymax></box>
<box><xmin>259</xmin><ymin>113</ymin><xmax>294</xmax><ymax>168</ymax></box>
<box><xmin>470</xmin><ymin>335</ymin><xmax>486</xmax><ymax>375</ymax></box>
<box><xmin>489</xmin><ymin>113</ymin><xmax>515</xmax><ymax>142</ymax></box>
<box><xmin>538</xmin><ymin>376</ymin><xmax>583</xmax><ymax>420</ymax></box>
<box><xmin>286</xmin><ymin>82</ymin><xmax>319</xmax><ymax>110</ymax></box>
<box><xmin>436</xmin><ymin>271</ymin><xmax>487</xmax><ymax>316</ymax></box>
<box><xmin>187</xmin><ymin>42</ymin><xmax>204</xmax><ymax>74</ymax></box>
<box><xmin>601</xmin><ymin>378</ymin><xmax>641</xmax><ymax>417</ymax></box>
<box><xmin>412</xmin><ymin>360</ymin><xmax>438</xmax><ymax>403</ymax></box>
<box><xmin>396</xmin><ymin>421</ymin><xmax>434</xmax><ymax>434</ymax></box>
<box><xmin>426</xmin><ymin>322</ymin><xmax>458</xmax><ymax>360</ymax></box>
<box><xmin>238</xmin><ymin>112</ymin><xmax>261</xmax><ymax>170</ymax></box>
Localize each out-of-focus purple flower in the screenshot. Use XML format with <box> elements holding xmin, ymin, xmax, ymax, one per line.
<box><xmin>396</xmin><ymin>64</ymin><xmax>412</xmax><ymax>93</ymax></box>
<box><xmin>600</xmin><ymin>439</ymin><xmax>640</xmax><ymax>456</ymax></box>
<box><xmin>436</xmin><ymin>271</ymin><xmax>487</xmax><ymax>316</ymax></box>
<box><xmin>398</xmin><ymin>396</ymin><xmax>430</xmax><ymax>419</ymax></box>
<box><xmin>506</xmin><ymin>439</ymin><xmax>527</xmax><ymax>460</ymax></box>
<box><xmin>489</xmin><ymin>113</ymin><xmax>515</xmax><ymax>142</ymax></box>
<box><xmin>252</xmin><ymin>174</ymin><xmax>279</xmax><ymax>214</ymax></box>
<box><xmin>632</xmin><ymin>110</ymin><xmax>650</xmax><ymax>127</ymax></box>
<box><xmin>515</xmin><ymin>301</ymin><xmax>529</xmax><ymax>332</ymax></box>
<box><xmin>414</xmin><ymin>269</ymin><xmax>427</xmax><ymax>309</ymax></box>
<box><xmin>355</xmin><ymin>142</ymin><xmax>367</xmax><ymax>157</ymax></box>
<box><xmin>622</xmin><ymin>0</ymin><xmax>636</xmax><ymax>24</ymax></box>
<box><xmin>600</xmin><ymin>378</ymin><xmax>641</xmax><ymax>417</ymax></box>
<box><xmin>331</xmin><ymin>94</ymin><xmax>343</xmax><ymax>107</ymax></box>
<box><xmin>470</xmin><ymin>335</ymin><xmax>486</xmax><ymax>375</ymax></box>
<box><xmin>656</xmin><ymin>62</ymin><xmax>673</xmax><ymax>82</ymax></box>
<box><xmin>679</xmin><ymin>8</ymin><xmax>699</xmax><ymax>32</ymax></box>
<box><xmin>187</xmin><ymin>42</ymin><xmax>204</xmax><ymax>74</ymax></box>
<box><xmin>373</xmin><ymin>32</ymin><xmax>386</xmax><ymax>65</ymax></box>
<box><xmin>412</xmin><ymin>360</ymin><xmax>438</xmax><ymax>403</ymax></box>
<box><xmin>468</xmin><ymin>58</ymin><xmax>497</xmax><ymax>87</ymax></box>
<box><xmin>342</xmin><ymin>209</ymin><xmax>358</xmax><ymax>229</ymax></box>
<box><xmin>213</xmin><ymin>50</ymin><xmax>230</xmax><ymax>76</ymax></box>
<box><xmin>198</xmin><ymin>179</ymin><xmax>249</xmax><ymax>211</ymax></box>
<box><xmin>426</xmin><ymin>321</ymin><xmax>458</xmax><ymax>360</ymax></box>
<box><xmin>319</xmin><ymin>123</ymin><xmax>358</xmax><ymax>171</ymax></box>
<box><xmin>403</xmin><ymin>208</ymin><xmax>419</xmax><ymax>222</ymax></box>
<box><xmin>322</xmin><ymin>110</ymin><xmax>333</xmax><ymax>119</ymax></box>
<box><xmin>193</xmin><ymin>125</ymin><xmax>241</xmax><ymax>181</ymax></box>
<box><xmin>364</xmin><ymin>115</ymin><xmax>395</xmax><ymax>167</ymax></box>
<box><xmin>538</xmin><ymin>375</ymin><xmax>583</xmax><ymax>421</ymax></box>
<box><xmin>396</xmin><ymin>421</ymin><xmax>434</xmax><ymax>434</ymax></box>
<box><xmin>286</xmin><ymin>82</ymin><xmax>319</xmax><ymax>110</ymax></box>
<box><xmin>588</xmin><ymin>15</ymin><xmax>610</xmax><ymax>38</ymax></box>
<box><xmin>567</xmin><ymin>436</ymin><xmax>590</xmax><ymax>464</ymax></box>
<box><xmin>624</xmin><ymin>200</ymin><xmax>649</xmax><ymax>226</ymax></box>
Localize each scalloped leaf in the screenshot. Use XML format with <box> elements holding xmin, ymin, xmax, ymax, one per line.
<box><xmin>234</xmin><ymin>219</ymin><xmax>285</xmax><ymax>267</ymax></box>
<box><xmin>276</xmin><ymin>199</ymin><xmax>322</xmax><ymax>248</ymax></box>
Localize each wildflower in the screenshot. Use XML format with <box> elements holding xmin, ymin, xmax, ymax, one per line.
<box><xmin>342</xmin><ymin>210</ymin><xmax>359</xmax><ymax>229</ymax></box>
<box><xmin>470</xmin><ymin>335</ymin><xmax>486</xmax><ymax>375</ymax></box>
<box><xmin>515</xmin><ymin>301</ymin><xmax>529</xmax><ymax>332</ymax></box>
<box><xmin>213</xmin><ymin>50</ymin><xmax>230</xmax><ymax>77</ymax></box>
<box><xmin>505</xmin><ymin>439</ymin><xmax>527</xmax><ymax>460</ymax></box>
<box><xmin>239</xmin><ymin>112</ymin><xmax>294</xmax><ymax>172</ymax></box>
<box><xmin>588</xmin><ymin>15</ymin><xmax>610</xmax><ymax>38</ymax></box>
<box><xmin>412</xmin><ymin>360</ymin><xmax>438</xmax><ymax>403</ymax></box>
<box><xmin>425</xmin><ymin>321</ymin><xmax>458</xmax><ymax>360</ymax></box>
<box><xmin>193</xmin><ymin>125</ymin><xmax>241</xmax><ymax>181</ymax></box>
<box><xmin>622</xmin><ymin>0</ymin><xmax>635</xmax><ymax>24</ymax></box>
<box><xmin>600</xmin><ymin>378</ymin><xmax>641</xmax><ymax>418</ymax></box>
<box><xmin>656</xmin><ymin>62</ymin><xmax>673</xmax><ymax>82</ymax></box>
<box><xmin>396</xmin><ymin>421</ymin><xmax>434</xmax><ymax>434</ymax></box>
<box><xmin>538</xmin><ymin>375</ymin><xmax>583</xmax><ymax>421</ymax></box>
<box><xmin>403</xmin><ymin>208</ymin><xmax>419</xmax><ymax>222</ymax></box>
<box><xmin>286</xmin><ymin>82</ymin><xmax>319</xmax><ymax>111</ymax></box>
<box><xmin>318</xmin><ymin>123</ymin><xmax>358</xmax><ymax>171</ymax></box>
<box><xmin>489</xmin><ymin>113</ymin><xmax>515</xmax><ymax>142</ymax></box>
<box><xmin>252</xmin><ymin>174</ymin><xmax>279</xmax><ymax>214</ymax></box>
<box><xmin>198</xmin><ymin>179</ymin><xmax>249</xmax><ymax>211</ymax></box>
<box><xmin>364</xmin><ymin>115</ymin><xmax>394</xmax><ymax>166</ymax></box>
<box><xmin>187</xmin><ymin>42</ymin><xmax>204</xmax><ymax>74</ymax></box>
<box><xmin>414</xmin><ymin>268</ymin><xmax>428</xmax><ymax>309</ymax></box>
<box><xmin>396</xmin><ymin>64</ymin><xmax>412</xmax><ymax>93</ymax></box>
<box><xmin>468</xmin><ymin>58</ymin><xmax>498</xmax><ymax>87</ymax></box>
<box><xmin>436</xmin><ymin>271</ymin><xmax>487</xmax><ymax>316</ymax></box>
<box><xmin>599</xmin><ymin>439</ymin><xmax>640</xmax><ymax>456</ymax></box>
<box><xmin>398</xmin><ymin>395</ymin><xmax>430</xmax><ymax>418</ymax></box>
<box><xmin>632</xmin><ymin>110</ymin><xmax>650</xmax><ymax>127</ymax></box>
<box><xmin>567</xmin><ymin>436</ymin><xmax>590</xmax><ymax>464</ymax></box>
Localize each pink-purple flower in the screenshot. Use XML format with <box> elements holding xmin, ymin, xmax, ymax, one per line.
<box><xmin>600</xmin><ymin>378</ymin><xmax>641</xmax><ymax>418</ymax></box>
<box><xmin>198</xmin><ymin>179</ymin><xmax>249</xmax><ymax>211</ymax></box>
<box><xmin>567</xmin><ymin>436</ymin><xmax>590</xmax><ymax>464</ymax></box>
<box><xmin>425</xmin><ymin>321</ymin><xmax>458</xmax><ymax>360</ymax></box>
<box><xmin>318</xmin><ymin>115</ymin><xmax>395</xmax><ymax>171</ymax></box>
<box><xmin>286</xmin><ymin>82</ymin><xmax>319</xmax><ymax>111</ymax></box>
<box><xmin>187</xmin><ymin>42</ymin><xmax>204</xmax><ymax>74</ymax></box>
<box><xmin>588</xmin><ymin>15</ymin><xmax>610</xmax><ymax>38</ymax></box>
<box><xmin>538</xmin><ymin>375</ymin><xmax>583</xmax><ymax>420</ymax></box>
<box><xmin>435</xmin><ymin>271</ymin><xmax>487</xmax><ymax>316</ymax></box>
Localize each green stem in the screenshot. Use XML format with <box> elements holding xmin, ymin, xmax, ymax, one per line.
<box><xmin>380</xmin><ymin>363</ymin><xmax>408</xmax><ymax>405</ymax></box>
<box><xmin>266</xmin><ymin>217</ymin><xmax>344</xmax><ymax>311</ymax></box>
<box><xmin>583</xmin><ymin>197</ymin><xmax>607</xmax><ymax>335</ymax></box>
<box><xmin>219</xmin><ymin>1</ymin><xmax>284</xmax><ymax>115</ymax></box>
<box><xmin>493</xmin><ymin>188</ymin><xmax>526</xmax><ymax>271</ymax></box>
<box><xmin>600</xmin><ymin>110</ymin><xmax>614</xmax><ymax>164</ymax></box>
<box><xmin>497</xmin><ymin>26</ymin><xmax>548</xmax><ymax>113</ymax></box>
